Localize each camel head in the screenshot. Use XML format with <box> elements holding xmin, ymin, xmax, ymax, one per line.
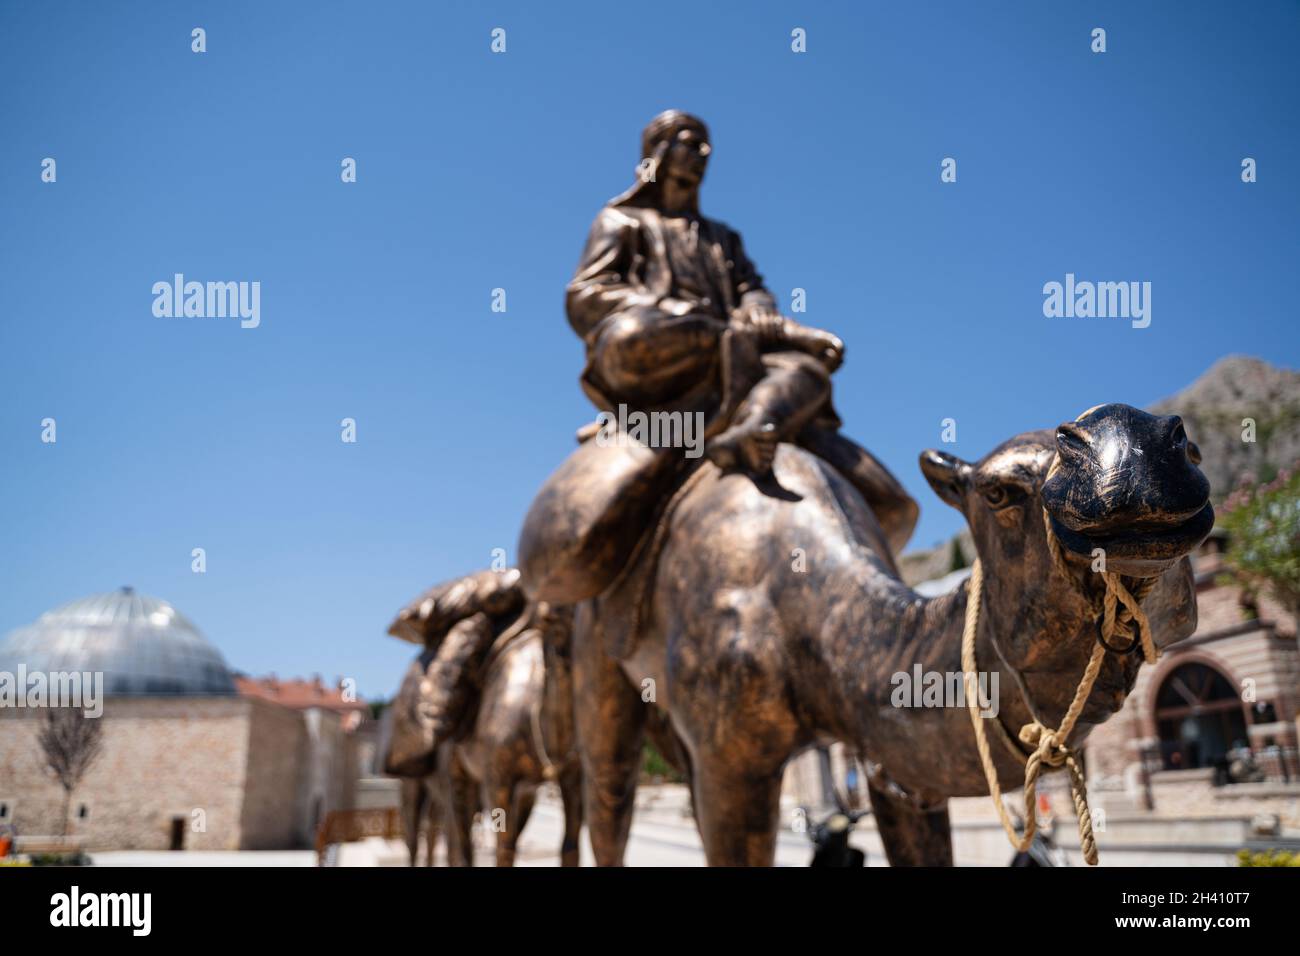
<box><xmin>919</xmin><ymin>404</ymin><xmax>1212</xmax><ymax>671</ymax></box>
<box><xmin>1040</xmin><ymin>404</ymin><xmax>1213</xmax><ymax>577</ymax></box>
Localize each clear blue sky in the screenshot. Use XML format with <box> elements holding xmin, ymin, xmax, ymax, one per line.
<box><xmin>1</xmin><ymin>1</ymin><xmax>1296</xmax><ymax>698</ymax></box>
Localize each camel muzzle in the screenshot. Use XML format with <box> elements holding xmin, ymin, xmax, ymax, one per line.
<box><xmin>1041</xmin><ymin>404</ymin><xmax>1213</xmax><ymax>574</ymax></box>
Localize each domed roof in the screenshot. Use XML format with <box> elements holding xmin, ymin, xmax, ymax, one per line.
<box><xmin>0</xmin><ymin>588</ymin><xmax>236</xmax><ymax>696</ymax></box>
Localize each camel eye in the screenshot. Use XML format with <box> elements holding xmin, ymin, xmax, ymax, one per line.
<box><xmin>981</xmin><ymin>484</ymin><xmax>1023</xmax><ymax>509</ymax></box>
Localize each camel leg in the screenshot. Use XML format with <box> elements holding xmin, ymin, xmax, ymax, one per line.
<box><xmin>866</xmin><ymin>782</ymin><xmax>953</xmax><ymax>866</ymax></box>
<box><xmin>500</xmin><ymin>785</ymin><xmax>536</xmax><ymax>867</ymax></box>
<box><xmin>444</xmin><ymin>757</ymin><xmax>478</xmax><ymax>867</ymax></box>
<box><xmin>399</xmin><ymin>777</ymin><xmax>426</xmax><ymax>866</ymax></box>
<box><xmin>572</xmin><ymin>604</ymin><xmax>647</xmax><ymax>866</ymax></box>
<box><xmin>557</xmin><ymin>761</ymin><xmax>583</xmax><ymax>867</ymax></box>
<box><xmin>691</xmin><ymin>758</ymin><xmax>783</xmax><ymax>866</ymax></box>
<box><xmin>423</xmin><ymin>776</ymin><xmax>443</xmax><ymax>866</ymax></box>
<box><xmin>487</xmin><ymin>774</ymin><xmax>535</xmax><ymax>867</ymax></box>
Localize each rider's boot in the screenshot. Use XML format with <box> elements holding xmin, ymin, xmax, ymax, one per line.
<box><xmin>708</xmin><ymin>350</ymin><xmax>831</xmax><ymax>480</ymax></box>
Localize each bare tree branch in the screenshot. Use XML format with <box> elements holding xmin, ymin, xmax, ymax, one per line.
<box><xmin>37</xmin><ymin>708</ymin><xmax>104</xmax><ymax>834</ymax></box>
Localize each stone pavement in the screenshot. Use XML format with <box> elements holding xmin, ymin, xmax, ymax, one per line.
<box><xmin>93</xmin><ymin>849</ymin><xmax>316</xmax><ymax>866</ymax></box>
<box><xmin>90</xmin><ymin>783</ymin><xmax>1259</xmax><ymax>866</ymax></box>
<box><xmin>405</xmin><ymin>784</ymin><xmax>887</xmax><ymax>867</ymax></box>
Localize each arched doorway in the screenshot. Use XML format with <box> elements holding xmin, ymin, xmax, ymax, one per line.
<box><xmin>1154</xmin><ymin>662</ymin><xmax>1248</xmax><ymax>771</ymax></box>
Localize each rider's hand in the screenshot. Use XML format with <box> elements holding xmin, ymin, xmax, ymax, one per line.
<box><xmin>821</xmin><ymin>334</ymin><xmax>845</xmax><ymax>372</ymax></box>
<box><xmin>741</xmin><ymin>303</ymin><xmax>786</xmax><ymax>340</ymax></box>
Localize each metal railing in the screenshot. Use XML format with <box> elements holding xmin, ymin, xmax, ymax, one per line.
<box><xmin>314</xmin><ymin>807</ymin><xmax>401</xmax><ymax>866</ymax></box>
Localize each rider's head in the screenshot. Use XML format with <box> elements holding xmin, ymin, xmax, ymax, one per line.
<box><xmin>642</xmin><ymin>110</ymin><xmax>711</xmax><ymax>187</ymax></box>
<box><xmin>611</xmin><ymin>110</ymin><xmax>711</xmax><ymax>210</ymax></box>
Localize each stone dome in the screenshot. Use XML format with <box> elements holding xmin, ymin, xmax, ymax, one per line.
<box><xmin>0</xmin><ymin>587</ymin><xmax>236</xmax><ymax>696</ymax></box>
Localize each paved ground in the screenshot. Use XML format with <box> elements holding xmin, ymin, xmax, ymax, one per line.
<box><xmin>93</xmin><ymin>849</ymin><xmax>316</xmax><ymax>866</ymax></box>
<box><xmin>90</xmin><ymin>786</ymin><xmax>854</xmax><ymax>867</ymax></box>
<box><xmin>506</xmin><ymin>799</ymin><xmax>839</xmax><ymax>867</ymax></box>
<box><xmin>408</xmin><ymin>787</ymin><xmax>885</xmax><ymax>867</ymax></box>
<box><xmin>89</xmin><ymin>785</ymin><xmax>1252</xmax><ymax>867</ymax></box>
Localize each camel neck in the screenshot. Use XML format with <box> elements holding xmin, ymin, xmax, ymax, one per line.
<box><xmin>813</xmin><ymin>565</ymin><xmax>1044</xmax><ymax>793</ymax></box>
<box><xmin>811</xmin><ymin>566</ymin><xmax>967</xmax><ymax>733</ymax></box>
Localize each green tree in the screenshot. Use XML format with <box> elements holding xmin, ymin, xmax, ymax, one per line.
<box><xmin>947</xmin><ymin>537</ymin><xmax>968</xmax><ymax>574</ymax></box>
<box><xmin>1221</xmin><ymin>465</ymin><xmax>1300</xmax><ymax>615</ymax></box>
<box><xmin>641</xmin><ymin>741</ymin><xmax>684</xmax><ymax>783</ymax></box>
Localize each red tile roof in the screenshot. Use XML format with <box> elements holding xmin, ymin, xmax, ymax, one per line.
<box><xmin>235</xmin><ymin>674</ymin><xmax>369</xmax><ymax>715</ymax></box>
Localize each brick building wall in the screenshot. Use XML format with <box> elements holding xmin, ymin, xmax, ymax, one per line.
<box><xmin>0</xmin><ymin>697</ymin><xmax>252</xmax><ymax>850</ymax></box>
<box><xmin>238</xmin><ymin>698</ymin><xmax>308</xmax><ymax>849</ymax></box>
<box><xmin>0</xmin><ymin>696</ymin><xmax>367</xmax><ymax>852</ymax></box>
<box><xmin>1081</xmin><ymin>579</ymin><xmax>1300</xmax><ymax>827</ymax></box>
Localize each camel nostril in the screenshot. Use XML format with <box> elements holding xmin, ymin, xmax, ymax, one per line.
<box><xmin>1056</xmin><ymin>423</ymin><xmax>1088</xmax><ymax>456</ymax></box>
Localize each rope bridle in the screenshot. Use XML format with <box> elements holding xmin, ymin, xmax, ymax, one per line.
<box><xmin>962</xmin><ymin>507</ymin><xmax>1158</xmax><ymax>866</ymax></box>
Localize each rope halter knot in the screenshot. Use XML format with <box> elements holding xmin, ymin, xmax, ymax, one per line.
<box><xmin>1018</xmin><ymin>722</ymin><xmax>1070</xmax><ymax>768</ymax></box>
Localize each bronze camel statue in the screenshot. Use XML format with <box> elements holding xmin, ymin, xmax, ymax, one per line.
<box><xmin>569</xmin><ymin>403</ymin><xmax>1211</xmax><ymax>866</ymax></box>
<box><xmin>386</xmin><ymin>584</ymin><xmax>583</xmax><ymax>867</ymax></box>
<box><xmin>438</xmin><ymin>603</ymin><xmax>583</xmax><ymax>867</ymax></box>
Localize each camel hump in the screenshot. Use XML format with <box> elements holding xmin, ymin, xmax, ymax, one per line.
<box><xmin>592</xmin><ymin>441</ymin><xmax>901</xmax><ymax>661</ymax></box>
<box><xmin>517</xmin><ymin>433</ymin><xmax>686</xmax><ymax>605</ymax></box>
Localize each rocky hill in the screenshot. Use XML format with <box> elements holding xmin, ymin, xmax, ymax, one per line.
<box><xmin>899</xmin><ymin>529</ymin><xmax>974</xmax><ymax>588</ymax></box>
<box><xmin>899</xmin><ymin>355</ymin><xmax>1300</xmax><ymax>587</ymax></box>
<box><xmin>1148</xmin><ymin>355</ymin><xmax>1300</xmax><ymax>500</ymax></box>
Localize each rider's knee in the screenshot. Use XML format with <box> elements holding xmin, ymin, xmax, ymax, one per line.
<box><xmin>766</xmin><ymin>348</ymin><xmax>829</xmax><ymax>380</ymax></box>
<box><xmin>781</xmin><ymin>350</ymin><xmax>833</xmax><ymax>401</ymax></box>
<box><xmin>590</xmin><ymin>311</ymin><xmax>655</xmax><ymax>392</ymax></box>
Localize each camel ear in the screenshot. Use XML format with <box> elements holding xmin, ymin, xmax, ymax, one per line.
<box><xmin>920</xmin><ymin>450</ymin><xmax>970</xmax><ymax>509</ymax></box>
